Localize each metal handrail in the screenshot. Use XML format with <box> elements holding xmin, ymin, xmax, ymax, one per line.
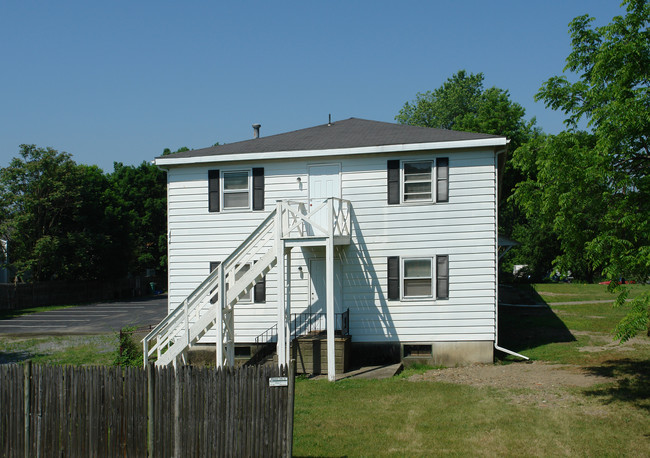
<box><xmin>254</xmin><ymin>324</ymin><xmax>278</xmax><ymax>344</ymax></box>
<box><xmin>290</xmin><ymin>309</ymin><xmax>350</xmax><ymax>339</ymax></box>
<box><xmin>252</xmin><ymin>308</ymin><xmax>350</xmax><ymax>344</ymax></box>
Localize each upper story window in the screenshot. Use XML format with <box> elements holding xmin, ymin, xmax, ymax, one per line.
<box><xmin>403</xmin><ymin>161</ymin><xmax>432</xmax><ymax>202</ymax></box>
<box><xmin>387</xmin><ymin>158</ymin><xmax>449</xmax><ymax>205</ymax></box>
<box><xmin>209</xmin><ymin>168</ymin><xmax>264</xmax><ymax>213</ymax></box>
<box><xmin>223</xmin><ymin>170</ymin><xmax>251</xmax><ymax>210</ymax></box>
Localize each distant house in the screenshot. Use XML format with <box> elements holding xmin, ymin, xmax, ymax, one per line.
<box><xmin>145</xmin><ymin>118</ymin><xmax>520</xmax><ymax>380</ymax></box>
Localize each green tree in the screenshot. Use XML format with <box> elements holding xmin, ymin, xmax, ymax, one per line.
<box><xmin>536</xmin><ymin>0</ymin><xmax>650</xmax><ymax>341</ymax></box>
<box><xmin>396</xmin><ymin>71</ymin><xmax>536</xmax><ymax>148</ymax></box>
<box><xmin>511</xmin><ymin>131</ymin><xmax>608</xmax><ymax>282</ymax></box>
<box><xmin>106</xmin><ymin>160</ymin><xmax>167</xmax><ymax>278</ymax></box>
<box><xmin>0</xmin><ymin>145</ymin><xmax>117</xmax><ymax>281</ymax></box>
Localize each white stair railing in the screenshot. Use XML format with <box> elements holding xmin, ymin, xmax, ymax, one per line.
<box><xmin>143</xmin><ymin>209</ymin><xmax>277</xmax><ymax>367</ymax></box>
<box><xmin>142</xmin><ymin>198</ymin><xmax>352</xmax><ymax>368</ymax></box>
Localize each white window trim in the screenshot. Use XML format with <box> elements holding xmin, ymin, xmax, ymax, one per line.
<box><xmin>400</xmin><ymin>160</ymin><xmax>438</xmax><ymax>204</ymax></box>
<box><xmin>401</xmin><ymin>257</ymin><xmax>434</xmax><ymax>300</ymax></box>
<box><xmin>221</xmin><ymin>169</ymin><xmax>252</xmax><ymax>211</ymax></box>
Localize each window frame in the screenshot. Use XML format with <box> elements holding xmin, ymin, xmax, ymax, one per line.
<box><xmin>401</xmin><ymin>257</ymin><xmax>434</xmax><ymax>299</ymax></box>
<box><xmin>401</xmin><ymin>160</ymin><xmax>434</xmax><ymax>204</ymax></box>
<box><xmin>390</xmin><ymin>255</ymin><xmax>450</xmax><ymax>301</ymax></box>
<box><xmin>221</xmin><ymin>169</ymin><xmax>252</xmax><ymax>211</ymax></box>
<box><xmin>394</xmin><ymin>157</ymin><xmax>448</xmax><ymax>205</ymax></box>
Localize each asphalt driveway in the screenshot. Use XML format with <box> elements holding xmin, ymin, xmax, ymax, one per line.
<box><xmin>0</xmin><ymin>295</ymin><xmax>168</xmax><ymax>335</ymax></box>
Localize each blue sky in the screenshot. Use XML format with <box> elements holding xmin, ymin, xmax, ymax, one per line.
<box><xmin>0</xmin><ymin>1</ymin><xmax>626</xmax><ymax>172</ymax></box>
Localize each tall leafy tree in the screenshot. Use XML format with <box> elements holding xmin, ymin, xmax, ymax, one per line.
<box><xmin>0</xmin><ymin>145</ymin><xmax>117</xmax><ymax>281</ymax></box>
<box><xmin>535</xmin><ymin>0</ymin><xmax>650</xmax><ymax>341</ymax></box>
<box><xmin>511</xmin><ymin>131</ymin><xmax>607</xmax><ymax>282</ymax></box>
<box><xmin>396</xmin><ymin>70</ymin><xmax>535</xmax><ymax>150</ymax></box>
<box><xmin>106</xmin><ymin>160</ymin><xmax>167</xmax><ymax>278</ymax></box>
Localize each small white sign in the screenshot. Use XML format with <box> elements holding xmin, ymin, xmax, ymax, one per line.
<box><xmin>269</xmin><ymin>377</ymin><xmax>288</xmax><ymax>387</ymax></box>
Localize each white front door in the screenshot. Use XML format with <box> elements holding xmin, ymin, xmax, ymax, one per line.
<box><xmin>309</xmin><ymin>258</ymin><xmax>342</xmax><ymax>325</ymax></box>
<box><xmin>308</xmin><ymin>164</ymin><xmax>341</xmax><ymax>234</ymax></box>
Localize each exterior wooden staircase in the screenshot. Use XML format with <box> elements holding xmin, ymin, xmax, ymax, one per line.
<box><xmin>143</xmin><ymin>198</ymin><xmax>351</xmax><ymax>372</ymax></box>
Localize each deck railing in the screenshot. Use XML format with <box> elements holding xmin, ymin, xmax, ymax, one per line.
<box><xmin>279</xmin><ymin>198</ymin><xmax>351</xmax><ymax>239</ymax></box>
<box><xmin>254</xmin><ymin>309</ymin><xmax>350</xmax><ymax>344</ymax></box>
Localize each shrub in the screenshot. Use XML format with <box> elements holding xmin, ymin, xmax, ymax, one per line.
<box><xmin>114</xmin><ymin>326</ymin><xmax>143</xmax><ymax>367</ymax></box>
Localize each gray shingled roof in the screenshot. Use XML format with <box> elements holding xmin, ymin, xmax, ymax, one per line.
<box><xmin>157</xmin><ymin>117</ymin><xmax>504</xmax><ymax>160</ymax></box>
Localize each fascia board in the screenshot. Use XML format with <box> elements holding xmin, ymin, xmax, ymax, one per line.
<box><xmin>154</xmin><ymin>137</ymin><xmax>508</xmax><ymax>167</ymax></box>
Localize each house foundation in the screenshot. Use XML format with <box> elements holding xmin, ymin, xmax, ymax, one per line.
<box><xmin>292</xmin><ymin>334</ymin><xmax>351</xmax><ymax>375</ymax></box>
<box><xmin>401</xmin><ymin>341</ymin><xmax>494</xmax><ymax>367</ymax></box>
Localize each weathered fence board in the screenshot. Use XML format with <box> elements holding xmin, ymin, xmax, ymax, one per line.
<box><xmin>1</xmin><ymin>363</ymin><xmax>294</xmax><ymax>457</ymax></box>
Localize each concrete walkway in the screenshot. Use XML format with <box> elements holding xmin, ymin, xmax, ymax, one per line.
<box><xmin>0</xmin><ymin>295</ymin><xmax>168</xmax><ymax>335</ymax></box>
<box><xmin>313</xmin><ymin>363</ymin><xmax>403</xmax><ymax>381</ymax></box>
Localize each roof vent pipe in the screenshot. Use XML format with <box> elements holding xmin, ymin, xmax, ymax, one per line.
<box><xmin>252</xmin><ymin>123</ymin><xmax>261</xmax><ymax>139</ymax></box>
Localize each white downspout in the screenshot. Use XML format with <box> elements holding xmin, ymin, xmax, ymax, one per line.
<box><xmin>494</xmin><ymin>146</ymin><xmax>529</xmax><ymax>361</ymax></box>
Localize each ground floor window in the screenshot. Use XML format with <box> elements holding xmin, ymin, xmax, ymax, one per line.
<box><xmin>403</xmin><ymin>258</ymin><xmax>433</xmax><ymax>298</ymax></box>
<box><xmin>387</xmin><ymin>255</ymin><xmax>449</xmax><ymax>301</ymax></box>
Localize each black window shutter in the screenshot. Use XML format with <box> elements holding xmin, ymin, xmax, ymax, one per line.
<box><xmin>253</xmin><ymin>259</ymin><xmax>266</xmax><ymax>303</ymax></box>
<box><xmin>254</xmin><ymin>275</ymin><xmax>266</xmax><ymax>303</ymax></box>
<box><xmin>387</xmin><ymin>256</ymin><xmax>400</xmax><ymax>300</ymax></box>
<box><xmin>387</xmin><ymin>160</ymin><xmax>400</xmax><ymax>205</ymax></box>
<box><xmin>252</xmin><ymin>167</ymin><xmax>264</xmax><ymax>211</ymax></box>
<box><xmin>436</xmin><ymin>255</ymin><xmax>449</xmax><ymax>300</ymax></box>
<box><xmin>208</xmin><ymin>170</ymin><xmax>220</xmax><ymax>212</ymax></box>
<box><xmin>209</xmin><ymin>261</ymin><xmax>221</xmax><ymax>303</ymax></box>
<box><xmin>437</xmin><ymin>158</ymin><xmax>449</xmax><ymax>202</ymax></box>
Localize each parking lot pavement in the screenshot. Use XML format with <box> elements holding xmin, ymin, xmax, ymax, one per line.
<box><xmin>0</xmin><ymin>295</ymin><xmax>168</xmax><ymax>335</ymax></box>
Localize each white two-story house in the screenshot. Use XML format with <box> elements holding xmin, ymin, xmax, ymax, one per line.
<box><xmin>145</xmin><ymin>118</ymin><xmax>516</xmax><ymax>380</ymax></box>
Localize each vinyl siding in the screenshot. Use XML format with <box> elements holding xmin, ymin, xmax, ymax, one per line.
<box><xmin>165</xmin><ymin>148</ymin><xmax>496</xmax><ymax>344</ymax></box>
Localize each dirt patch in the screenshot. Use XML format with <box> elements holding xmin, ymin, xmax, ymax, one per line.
<box><xmin>409</xmin><ymin>361</ymin><xmax>615</xmax><ymax>408</ymax></box>
<box><xmin>574</xmin><ymin>332</ymin><xmax>650</xmax><ymax>353</ymax></box>
<box><xmin>410</xmin><ymin>361</ymin><xmax>610</xmax><ymax>389</ymax></box>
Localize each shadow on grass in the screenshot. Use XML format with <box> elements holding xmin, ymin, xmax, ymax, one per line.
<box><xmin>583</xmin><ymin>358</ymin><xmax>650</xmax><ymax>412</ymax></box>
<box><xmin>498</xmin><ymin>284</ymin><xmax>576</xmax><ymax>354</ymax></box>
<box><xmin>0</xmin><ymin>350</ymin><xmax>37</xmax><ymax>364</ymax></box>
<box><xmin>499</xmin><ymin>283</ymin><xmax>546</xmax><ymax>305</ymax></box>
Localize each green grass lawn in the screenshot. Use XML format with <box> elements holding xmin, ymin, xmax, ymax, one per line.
<box><xmin>533</xmin><ymin>282</ymin><xmax>647</xmax><ymax>303</ymax></box>
<box><xmin>0</xmin><ymin>334</ymin><xmax>117</xmax><ymax>365</ymax></box>
<box><xmin>293</xmin><ymin>374</ymin><xmax>650</xmax><ymax>457</ymax></box>
<box><xmin>292</xmin><ymin>283</ymin><xmax>650</xmax><ymax>456</ymax></box>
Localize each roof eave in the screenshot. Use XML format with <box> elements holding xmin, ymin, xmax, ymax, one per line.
<box><xmin>154</xmin><ymin>137</ymin><xmax>508</xmax><ymax>167</ymax></box>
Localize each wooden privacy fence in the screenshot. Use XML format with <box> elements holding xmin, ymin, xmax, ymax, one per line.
<box><xmin>0</xmin><ymin>362</ymin><xmax>295</xmax><ymax>457</ymax></box>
